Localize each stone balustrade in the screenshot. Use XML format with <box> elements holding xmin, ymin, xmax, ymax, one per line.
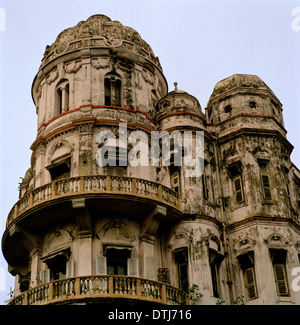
<box><xmin>7</xmin><ymin>175</ymin><xmax>181</xmax><ymax>228</ymax></box>
<box><xmin>8</xmin><ymin>275</ymin><xmax>183</xmax><ymax>305</ymax></box>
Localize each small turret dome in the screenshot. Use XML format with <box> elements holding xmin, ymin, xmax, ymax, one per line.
<box><xmin>156</xmin><ymin>82</ymin><xmax>203</xmax><ymax>119</ymax></box>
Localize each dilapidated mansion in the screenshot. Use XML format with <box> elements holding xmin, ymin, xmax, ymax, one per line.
<box><xmin>2</xmin><ymin>15</ymin><xmax>300</xmax><ymax>305</ymax></box>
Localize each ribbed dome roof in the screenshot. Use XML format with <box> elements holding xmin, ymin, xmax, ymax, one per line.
<box><xmin>41</xmin><ymin>14</ymin><xmax>161</xmax><ymax>69</ymax></box>
<box><xmin>211</xmin><ymin>74</ymin><xmax>276</xmax><ymax>98</ymax></box>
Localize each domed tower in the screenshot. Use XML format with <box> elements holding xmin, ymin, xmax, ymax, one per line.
<box><xmin>206</xmin><ymin>74</ymin><xmax>300</xmax><ymax>304</ymax></box>
<box><xmin>2</xmin><ymin>15</ymin><xmax>185</xmax><ymax>305</ymax></box>
<box><xmin>3</xmin><ymin>16</ymin><xmax>300</xmax><ymax>306</ymax></box>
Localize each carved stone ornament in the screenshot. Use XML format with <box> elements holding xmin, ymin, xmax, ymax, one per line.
<box><xmin>64</xmin><ymin>60</ymin><xmax>82</xmax><ymax>74</ymax></box>
<box><xmin>234</xmin><ymin>236</ymin><xmax>256</xmax><ymax>255</ymax></box>
<box><xmin>41</xmin><ymin>15</ymin><xmax>158</xmax><ymax>69</ymax></box>
<box><xmin>98</xmin><ymin>219</ymin><xmax>136</xmax><ymax>242</ymax></box>
<box><xmin>46</xmin><ymin>69</ymin><xmax>59</xmax><ymax>85</ymax></box>
<box><xmin>141</xmin><ymin>68</ymin><xmax>154</xmax><ymax>85</ymax></box>
<box><xmin>264</xmin><ymin>233</ymin><xmax>289</xmax><ymax>248</ymax></box>
<box><xmin>174</xmin><ymin>229</ymin><xmax>194</xmax><ymax>245</ymax></box>
<box><xmin>42</xmin><ymin>229</ymin><xmax>73</xmax><ymax>259</ymax></box>
<box><xmin>91</xmin><ymin>57</ymin><xmax>110</xmax><ymax>70</ymax></box>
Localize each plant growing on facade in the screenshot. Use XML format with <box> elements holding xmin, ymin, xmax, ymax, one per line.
<box><xmin>17</xmin><ymin>177</ymin><xmax>24</xmax><ymax>191</ymax></box>
<box><xmin>179</xmin><ymin>280</ymin><xmax>203</xmax><ymax>305</ymax></box>
<box><xmin>233</xmin><ymin>295</ymin><xmax>245</xmax><ymax>305</ymax></box>
<box><xmin>216</xmin><ymin>299</ymin><xmax>225</xmax><ymax>305</ymax></box>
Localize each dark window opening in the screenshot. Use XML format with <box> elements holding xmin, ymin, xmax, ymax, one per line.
<box><xmin>115</xmin><ymin>79</ymin><xmax>121</xmax><ymax>107</ymax></box>
<box><xmin>19</xmin><ymin>278</ymin><xmax>30</xmax><ymax>293</ymax></box>
<box><xmin>64</xmin><ymin>83</ymin><xmax>70</xmax><ymax>111</ymax></box>
<box><xmin>209</xmin><ymin>250</ymin><xmax>223</xmax><ymax>298</ymax></box>
<box><xmin>106</xmin><ymin>248</ymin><xmax>131</xmax><ymax>276</ymax></box>
<box><xmin>224</xmin><ymin>105</ymin><xmax>232</xmax><ymax>113</ymax></box>
<box><xmin>46</xmin><ymin>255</ymin><xmax>68</xmax><ymax>281</ymax></box>
<box><xmin>105</xmin><ymin>78</ymin><xmax>111</xmax><ymax>105</ymax></box>
<box><xmin>249</xmin><ymin>101</ymin><xmax>257</xmax><ymax>109</ymax></box>
<box><xmin>228</xmin><ymin>163</ymin><xmax>241</xmax><ymax>178</ymax></box>
<box><xmin>57</xmin><ymin>88</ymin><xmax>63</xmax><ymax>114</ymax></box>
<box><xmin>104</xmin><ymin>76</ymin><xmax>122</xmax><ymax>107</ymax></box>
<box><xmin>47</xmin><ymin>158</ymin><xmax>70</xmax><ymax>181</ymax></box>
<box><xmin>174</xmin><ymin>247</ymin><xmax>189</xmax><ymax>293</ymax></box>
<box><xmin>202</xmin><ymin>174</ymin><xmax>209</xmax><ymax>200</ymax></box>
<box><xmin>55</xmin><ymin>80</ymin><xmax>70</xmax><ymax>116</ymax></box>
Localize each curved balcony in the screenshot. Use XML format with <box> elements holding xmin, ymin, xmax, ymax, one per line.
<box><xmin>8</xmin><ymin>275</ymin><xmax>183</xmax><ymax>305</ymax></box>
<box><xmin>6</xmin><ymin>175</ymin><xmax>182</xmax><ymax>229</ymax></box>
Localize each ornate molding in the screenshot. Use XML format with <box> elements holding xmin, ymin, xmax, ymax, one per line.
<box><xmin>46</xmin><ymin>69</ymin><xmax>59</xmax><ymax>85</ymax></box>
<box><xmin>42</xmin><ymin>228</ymin><xmax>73</xmax><ymax>259</ymax></box>
<box><xmin>91</xmin><ymin>57</ymin><xmax>110</xmax><ymax>70</ymax></box>
<box><xmin>98</xmin><ymin>219</ymin><xmax>136</xmax><ymax>242</ymax></box>
<box><xmin>234</xmin><ymin>236</ymin><xmax>256</xmax><ymax>256</ymax></box>
<box><xmin>64</xmin><ymin>60</ymin><xmax>82</xmax><ymax>74</ymax></box>
<box><xmin>264</xmin><ymin>232</ymin><xmax>289</xmax><ymax>249</ymax></box>
<box><xmin>174</xmin><ymin>229</ymin><xmax>194</xmax><ymax>245</ymax></box>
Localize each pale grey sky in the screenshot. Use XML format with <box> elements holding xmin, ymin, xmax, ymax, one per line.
<box><xmin>0</xmin><ymin>0</ymin><xmax>300</xmax><ymax>304</ymax></box>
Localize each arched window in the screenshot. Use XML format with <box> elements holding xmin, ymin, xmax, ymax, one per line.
<box><xmin>104</xmin><ymin>73</ymin><xmax>122</xmax><ymax>107</ymax></box>
<box><xmin>55</xmin><ymin>79</ymin><xmax>70</xmax><ymax>116</ymax></box>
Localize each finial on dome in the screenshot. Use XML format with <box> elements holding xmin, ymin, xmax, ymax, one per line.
<box><xmin>174</xmin><ymin>82</ymin><xmax>178</xmax><ymax>91</ymax></box>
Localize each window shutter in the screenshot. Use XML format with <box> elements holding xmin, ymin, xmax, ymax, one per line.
<box><xmin>45</xmin><ymin>268</ymin><xmax>50</xmax><ymax>283</ymax></box>
<box><xmin>244</xmin><ymin>267</ymin><xmax>257</xmax><ymax>300</ymax></box>
<box><xmin>106</xmin><ymin>166</ymin><xmax>126</xmax><ymax>177</ymax></box>
<box><xmin>116</xmin><ymin>167</ymin><xmax>126</xmax><ymax>177</ymax></box>
<box><xmin>39</xmin><ymin>269</ymin><xmax>50</xmax><ymax>284</ymax></box>
<box><xmin>96</xmin><ymin>256</ymin><xmax>107</xmax><ymax>275</ymax></box>
<box><xmin>262</xmin><ymin>175</ymin><xmax>272</xmax><ymax>200</ymax></box>
<box><xmin>127</xmin><ymin>258</ymin><xmax>139</xmax><ymax>277</ymax></box>
<box><xmin>171</xmin><ymin>171</ymin><xmax>180</xmax><ymax>193</ymax></box>
<box><xmin>234</xmin><ymin>176</ymin><xmax>244</xmax><ymax>203</ymax></box>
<box><xmin>66</xmin><ymin>260</ymin><xmax>75</xmax><ymax>278</ymax></box>
<box><xmin>274</xmin><ymin>264</ymin><xmax>289</xmax><ymax>296</ymax></box>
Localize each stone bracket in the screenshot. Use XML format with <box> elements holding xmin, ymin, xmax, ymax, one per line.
<box><xmin>72</xmin><ymin>198</ymin><xmax>92</xmax><ymax>238</ymax></box>
<box><xmin>9</xmin><ymin>225</ymin><xmax>42</xmax><ymax>253</ymax></box>
<box><xmin>140</xmin><ymin>205</ymin><xmax>167</xmax><ymax>241</ymax></box>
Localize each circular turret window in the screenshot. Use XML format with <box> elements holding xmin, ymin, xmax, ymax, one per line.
<box><xmin>224</xmin><ymin>105</ymin><xmax>232</xmax><ymax>113</ymax></box>
<box><xmin>249</xmin><ymin>101</ymin><xmax>257</xmax><ymax>109</ymax></box>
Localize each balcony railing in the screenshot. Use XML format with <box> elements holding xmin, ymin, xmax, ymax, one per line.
<box><xmin>8</xmin><ymin>275</ymin><xmax>183</xmax><ymax>305</ymax></box>
<box><xmin>7</xmin><ymin>175</ymin><xmax>181</xmax><ymax>227</ymax></box>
